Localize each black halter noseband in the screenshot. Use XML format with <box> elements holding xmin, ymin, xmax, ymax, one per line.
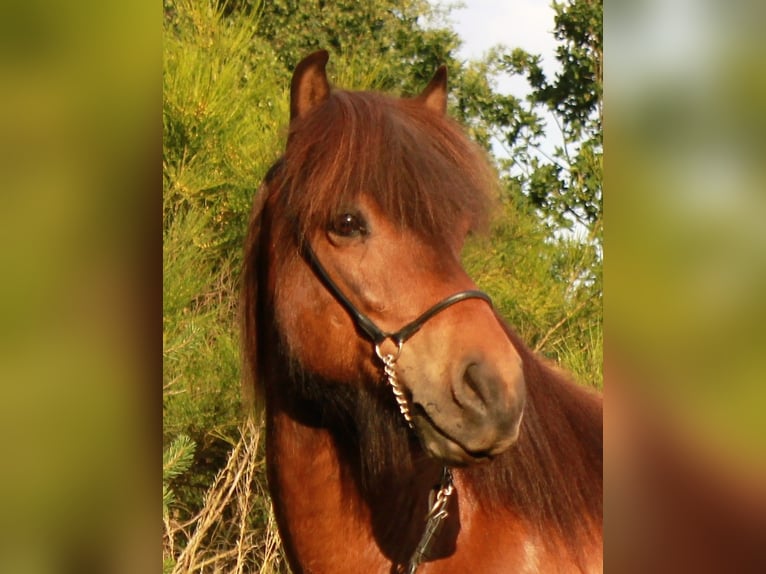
<box><xmin>302</xmin><ymin>241</ymin><xmax>493</xmax><ymax>350</ymax></box>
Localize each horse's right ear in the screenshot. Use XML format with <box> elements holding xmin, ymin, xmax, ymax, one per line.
<box><xmin>290</xmin><ymin>50</ymin><xmax>331</xmax><ymax>122</ymax></box>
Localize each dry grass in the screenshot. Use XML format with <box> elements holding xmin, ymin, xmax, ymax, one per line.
<box><xmin>163</xmin><ymin>416</ymin><xmax>289</xmax><ymax>573</ymax></box>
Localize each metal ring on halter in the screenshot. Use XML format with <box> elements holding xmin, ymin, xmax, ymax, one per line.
<box><xmin>375</xmin><ymin>339</ymin><xmax>403</xmax><ymax>363</ymax></box>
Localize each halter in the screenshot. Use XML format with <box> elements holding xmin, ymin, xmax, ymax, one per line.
<box><xmin>302</xmin><ymin>241</ymin><xmax>492</xmax><ymax>572</ymax></box>
<box><xmin>302</xmin><ymin>241</ymin><xmax>491</xmax><ymax>351</ymax></box>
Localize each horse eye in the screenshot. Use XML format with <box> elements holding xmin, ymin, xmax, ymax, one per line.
<box><xmin>329</xmin><ymin>212</ymin><xmax>367</xmax><ymax>238</ymax></box>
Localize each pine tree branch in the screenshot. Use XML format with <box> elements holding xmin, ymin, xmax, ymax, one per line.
<box><xmin>533</xmin><ymin>297</ymin><xmax>590</xmax><ymax>353</ymax></box>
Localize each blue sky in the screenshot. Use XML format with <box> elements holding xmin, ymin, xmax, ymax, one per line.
<box><xmin>443</xmin><ymin>1</ymin><xmax>562</xmax><ymax>166</ymax></box>
<box><xmin>449</xmin><ymin>0</ymin><xmax>559</xmax><ymax>93</ymax></box>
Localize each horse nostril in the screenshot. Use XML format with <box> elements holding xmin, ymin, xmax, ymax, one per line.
<box><xmin>458</xmin><ymin>362</ymin><xmax>490</xmax><ymax>411</ymax></box>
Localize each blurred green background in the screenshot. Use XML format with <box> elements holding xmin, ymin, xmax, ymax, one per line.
<box><xmin>606</xmin><ymin>1</ymin><xmax>766</xmax><ymax>570</ymax></box>
<box><xmin>607</xmin><ymin>0</ymin><xmax>766</xmax><ymax>461</ymax></box>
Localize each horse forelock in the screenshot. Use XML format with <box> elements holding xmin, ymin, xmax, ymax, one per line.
<box><xmin>270</xmin><ymin>89</ymin><xmax>496</xmax><ymax>250</ymax></box>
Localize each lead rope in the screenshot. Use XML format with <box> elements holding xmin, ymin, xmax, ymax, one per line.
<box><xmin>375</xmin><ymin>343</ymin><xmax>456</xmax><ymax>574</ymax></box>
<box><xmin>405</xmin><ymin>468</ymin><xmax>454</xmax><ymax>574</ymax></box>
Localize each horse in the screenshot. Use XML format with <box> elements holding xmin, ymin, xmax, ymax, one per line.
<box><xmin>242</xmin><ymin>50</ymin><xmax>602</xmax><ymax>573</ymax></box>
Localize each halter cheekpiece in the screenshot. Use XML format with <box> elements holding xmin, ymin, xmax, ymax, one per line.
<box><xmin>302</xmin><ymin>241</ymin><xmax>493</xmax><ymax>572</ymax></box>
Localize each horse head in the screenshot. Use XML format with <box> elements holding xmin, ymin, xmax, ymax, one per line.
<box><xmin>251</xmin><ymin>51</ymin><xmax>526</xmax><ymax>466</ymax></box>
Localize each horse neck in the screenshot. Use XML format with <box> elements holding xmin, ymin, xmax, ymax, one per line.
<box><xmin>263</xmin><ymin>371</ymin><xmax>452</xmax><ymax>572</ymax></box>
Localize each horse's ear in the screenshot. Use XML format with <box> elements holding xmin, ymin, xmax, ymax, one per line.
<box><xmin>290</xmin><ymin>50</ymin><xmax>331</xmax><ymax>122</ymax></box>
<box><xmin>417</xmin><ymin>65</ymin><xmax>448</xmax><ymax>115</ymax></box>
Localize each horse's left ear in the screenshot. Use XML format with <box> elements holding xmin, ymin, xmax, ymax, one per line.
<box><xmin>417</xmin><ymin>65</ymin><xmax>448</xmax><ymax>115</ymax></box>
<box><xmin>290</xmin><ymin>50</ymin><xmax>331</xmax><ymax>122</ymax></box>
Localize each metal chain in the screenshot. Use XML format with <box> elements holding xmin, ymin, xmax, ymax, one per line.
<box><xmin>376</xmin><ymin>342</ymin><xmax>413</xmax><ymax>428</ymax></box>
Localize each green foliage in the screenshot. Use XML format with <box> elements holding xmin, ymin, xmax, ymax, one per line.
<box><xmin>249</xmin><ymin>0</ymin><xmax>461</xmax><ymax>94</ymax></box>
<box><xmin>464</xmin><ymin>192</ymin><xmax>602</xmax><ymax>389</ymax></box>
<box><xmin>163</xmin><ymin>0</ymin><xmax>284</xmax><ymax>515</ymax></box>
<box><xmin>162</xmin><ymin>434</ymin><xmax>196</xmax><ymax>574</ymax></box>
<box><xmin>452</xmin><ymin>59</ymin><xmax>544</xmax><ymax>151</ymax></box>
<box><xmin>460</xmin><ymin>0</ymin><xmax>603</xmax><ymax>242</ymax></box>
<box><xmin>163</xmin><ymin>0</ymin><xmax>288</xmax><ymax>259</ymax></box>
<box><xmin>163</xmin><ymin>206</ymin><xmax>243</xmax><ymax>516</ymax></box>
<box><xmin>163</xmin><ymin>209</ymin><xmax>241</xmax><ymax>432</ymax></box>
<box><xmin>545</xmin><ymin>0</ymin><xmax>603</xmax><ymax>135</ymax></box>
<box><xmin>163</xmin><ymin>434</ymin><xmax>197</xmax><ymax>515</ymax></box>
<box><xmin>554</xmin><ymin>323</ymin><xmax>602</xmax><ymax>390</ymax></box>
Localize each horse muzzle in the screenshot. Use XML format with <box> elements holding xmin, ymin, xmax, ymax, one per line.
<box><xmin>409</xmin><ymin>359</ymin><xmax>526</xmax><ymax>465</ymax></box>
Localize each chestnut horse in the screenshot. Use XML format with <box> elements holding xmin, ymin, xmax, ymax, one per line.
<box><xmin>242</xmin><ymin>51</ymin><xmax>602</xmax><ymax>573</ymax></box>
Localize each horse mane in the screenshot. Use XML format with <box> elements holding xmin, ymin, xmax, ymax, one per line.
<box><xmin>465</xmin><ymin>320</ymin><xmax>603</xmax><ymax>565</ymax></box>
<box><xmin>240</xmin><ymin>85</ymin><xmax>602</xmax><ymax>569</ymax></box>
